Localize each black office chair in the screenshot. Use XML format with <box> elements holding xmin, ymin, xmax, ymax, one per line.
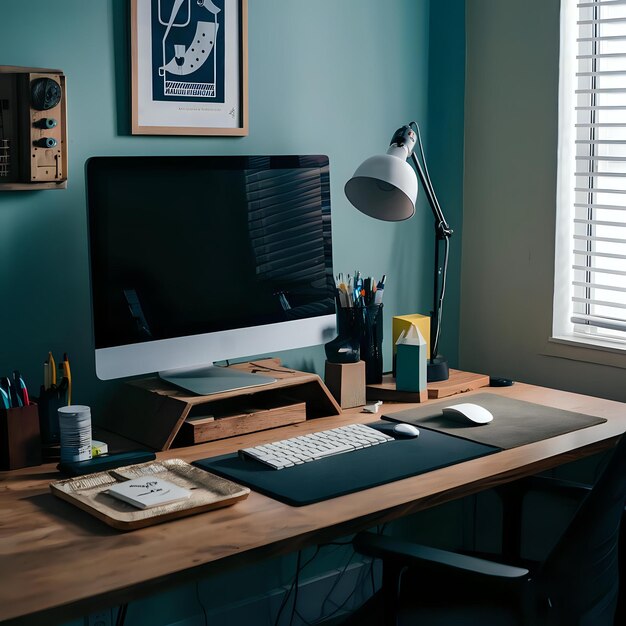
<box><xmin>348</xmin><ymin>433</ymin><xmax>626</xmax><ymax>626</ymax></box>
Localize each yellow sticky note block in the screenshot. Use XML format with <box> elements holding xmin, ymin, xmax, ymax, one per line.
<box><xmin>392</xmin><ymin>314</ymin><xmax>431</xmax><ymax>360</ymax></box>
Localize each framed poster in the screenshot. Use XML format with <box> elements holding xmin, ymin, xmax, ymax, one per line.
<box><xmin>131</xmin><ymin>0</ymin><xmax>248</xmax><ymax>136</ymax></box>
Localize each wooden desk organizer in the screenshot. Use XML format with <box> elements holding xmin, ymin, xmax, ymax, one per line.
<box><xmin>105</xmin><ymin>359</ymin><xmax>342</xmax><ymax>451</ymax></box>
<box><xmin>0</xmin><ymin>404</ymin><xmax>41</xmax><ymax>470</ymax></box>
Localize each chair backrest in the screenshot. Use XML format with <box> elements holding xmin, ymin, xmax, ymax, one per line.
<box><xmin>538</xmin><ymin>433</ymin><xmax>626</xmax><ymax>625</ymax></box>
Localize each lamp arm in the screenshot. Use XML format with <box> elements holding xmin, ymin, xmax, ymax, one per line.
<box><xmin>388</xmin><ymin>122</ymin><xmax>452</xmax><ymax>374</ymax></box>
<box><xmin>390</xmin><ymin>124</ymin><xmax>452</xmax><ymax>239</ymax></box>
<box><xmin>410</xmin><ymin>152</ymin><xmax>452</xmax><ymax>240</ymax></box>
<box><xmin>408</xmin><ymin>129</ymin><xmax>451</xmax><ymax>363</ymax></box>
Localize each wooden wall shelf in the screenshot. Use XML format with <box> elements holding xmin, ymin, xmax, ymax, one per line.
<box><xmin>105</xmin><ymin>359</ymin><xmax>341</xmax><ymax>451</ymax></box>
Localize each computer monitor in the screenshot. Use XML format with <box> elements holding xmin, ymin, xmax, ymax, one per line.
<box><xmin>86</xmin><ymin>155</ymin><xmax>336</xmax><ymax>394</ymax></box>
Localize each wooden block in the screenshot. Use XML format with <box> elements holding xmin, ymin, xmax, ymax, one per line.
<box><xmin>324</xmin><ymin>361</ymin><xmax>366</xmax><ymax>409</ymax></box>
<box><xmin>177</xmin><ymin>399</ymin><xmax>307</xmax><ymax>445</ymax></box>
<box><xmin>0</xmin><ymin>404</ymin><xmax>41</xmax><ymax>470</ymax></box>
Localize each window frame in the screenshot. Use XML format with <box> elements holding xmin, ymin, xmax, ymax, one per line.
<box><xmin>552</xmin><ymin>0</ymin><xmax>626</xmax><ymax>361</ymax></box>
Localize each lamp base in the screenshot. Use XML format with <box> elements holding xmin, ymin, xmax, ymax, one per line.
<box><xmin>427</xmin><ymin>356</ymin><xmax>449</xmax><ymax>383</ymax></box>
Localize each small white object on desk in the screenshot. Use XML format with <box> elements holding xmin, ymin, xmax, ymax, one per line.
<box><xmin>392</xmin><ymin>423</ymin><xmax>420</xmax><ymax>438</ymax></box>
<box><xmin>363</xmin><ymin>400</ymin><xmax>383</xmax><ymax>414</ymax></box>
<box><xmin>91</xmin><ymin>440</ymin><xmax>109</xmax><ymax>456</ymax></box>
<box><xmin>106</xmin><ymin>477</ymin><xmax>192</xmax><ymax>509</ymax></box>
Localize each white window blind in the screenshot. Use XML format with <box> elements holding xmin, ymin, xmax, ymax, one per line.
<box><xmin>554</xmin><ymin>0</ymin><xmax>626</xmax><ymax>348</ymax></box>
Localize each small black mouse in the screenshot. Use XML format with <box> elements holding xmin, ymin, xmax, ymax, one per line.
<box><xmin>489</xmin><ymin>376</ymin><xmax>514</xmax><ymax>387</ymax></box>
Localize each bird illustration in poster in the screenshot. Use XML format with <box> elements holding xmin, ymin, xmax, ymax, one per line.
<box><xmin>151</xmin><ymin>0</ymin><xmax>225</xmax><ymax>103</ymax></box>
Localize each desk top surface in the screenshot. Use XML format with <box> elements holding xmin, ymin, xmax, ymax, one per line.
<box><xmin>1</xmin><ymin>383</ymin><xmax>625</xmax><ymax>624</ymax></box>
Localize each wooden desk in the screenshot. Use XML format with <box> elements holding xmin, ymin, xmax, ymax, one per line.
<box><xmin>1</xmin><ymin>383</ymin><xmax>625</xmax><ymax>625</ymax></box>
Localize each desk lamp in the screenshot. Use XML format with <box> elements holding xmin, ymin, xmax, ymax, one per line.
<box><xmin>345</xmin><ymin>122</ymin><xmax>452</xmax><ymax>382</ymax></box>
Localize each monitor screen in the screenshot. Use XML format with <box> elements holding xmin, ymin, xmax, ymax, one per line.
<box><xmin>87</xmin><ymin>155</ymin><xmax>336</xmax><ymax>382</ymax></box>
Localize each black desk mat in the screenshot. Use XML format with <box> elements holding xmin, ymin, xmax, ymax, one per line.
<box><xmin>193</xmin><ymin>423</ymin><xmax>499</xmax><ymax>506</ymax></box>
<box><xmin>382</xmin><ymin>393</ymin><xmax>607</xmax><ymax>449</ymax></box>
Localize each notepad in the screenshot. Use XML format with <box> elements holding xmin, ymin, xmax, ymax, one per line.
<box><xmin>106</xmin><ymin>477</ymin><xmax>191</xmax><ymax>509</ymax></box>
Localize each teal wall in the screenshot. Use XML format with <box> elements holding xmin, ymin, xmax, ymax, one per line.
<box><xmin>0</xmin><ymin>1</ymin><xmax>465</xmax><ymax>623</ymax></box>
<box><xmin>0</xmin><ymin>0</ymin><xmax>464</xmax><ymax>413</ymax></box>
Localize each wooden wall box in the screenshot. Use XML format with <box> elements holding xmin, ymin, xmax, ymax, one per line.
<box><xmin>104</xmin><ymin>359</ymin><xmax>342</xmax><ymax>451</ymax></box>
<box><xmin>324</xmin><ymin>360</ymin><xmax>366</xmax><ymax>409</ymax></box>
<box><xmin>0</xmin><ymin>65</ymin><xmax>68</xmax><ymax>190</ymax></box>
<box><xmin>0</xmin><ymin>404</ymin><xmax>42</xmax><ymax>470</ymax></box>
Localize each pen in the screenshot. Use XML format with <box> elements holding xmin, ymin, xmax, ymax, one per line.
<box><xmin>0</xmin><ymin>386</ymin><xmax>9</xmax><ymax>409</ymax></box>
<box><xmin>48</xmin><ymin>352</ymin><xmax>57</xmax><ymax>387</ymax></box>
<box><xmin>62</xmin><ymin>353</ymin><xmax>72</xmax><ymax>406</ymax></box>
<box><xmin>13</xmin><ymin>371</ymin><xmax>29</xmax><ymax>406</ymax></box>
<box><xmin>374</xmin><ymin>275</ymin><xmax>386</xmax><ymax>305</ymax></box>
<box><xmin>1</xmin><ymin>376</ymin><xmax>22</xmax><ymax>408</ymax></box>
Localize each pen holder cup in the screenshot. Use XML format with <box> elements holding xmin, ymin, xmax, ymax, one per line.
<box><xmin>36</xmin><ymin>388</ymin><xmax>64</xmax><ymax>446</ymax></box>
<box><xmin>324</xmin><ymin>306</ymin><xmax>361</xmax><ymax>364</ymax></box>
<box><xmin>0</xmin><ymin>404</ymin><xmax>42</xmax><ymax>470</ymax></box>
<box><xmin>360</xmin><ymin>303</ymin><xmax>384</xmax><ymax>385</ymax></box>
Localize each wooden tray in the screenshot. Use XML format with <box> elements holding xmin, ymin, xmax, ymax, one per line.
<box><xmin>366</xmin><ymin>369</ymin><xmax>490</xmax><ymax>402</ymax></box>
<box><xmin>50</xmin><ymin>459</ymin><xmax>249</xmax><ymax>531</ymax></box>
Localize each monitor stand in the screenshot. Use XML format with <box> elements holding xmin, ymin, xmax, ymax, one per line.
<box><xmin>159</xmin><ymin>365</ymin><xmax>276</xmax><ymax>396</ymax></box>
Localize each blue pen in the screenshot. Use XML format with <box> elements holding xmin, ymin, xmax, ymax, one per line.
<box><xmin>0</xmin><ymin>386</ymin><xmax>9</xmax><ymax>409</ymax></box>
<box><xmin>3</xmin><ymin>376</ymin><xmax>22</xmax><ymax>408</ymax></box>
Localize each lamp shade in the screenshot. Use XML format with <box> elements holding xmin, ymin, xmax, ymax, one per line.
<box><xmin>344</xmin><ymin>153</ymin><xmax>418</xmax><ymax>221</ymax></box>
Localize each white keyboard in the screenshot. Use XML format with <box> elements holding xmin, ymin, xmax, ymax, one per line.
<box><xmin>239</xmin><ymin>423</ymin><xmax>394</xmax><ymax>470</ymax></box>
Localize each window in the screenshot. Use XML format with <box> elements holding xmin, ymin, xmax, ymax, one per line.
<box><xmin>554</xmin><ymin>0</ymin><xmax>626</xmax><ymax>350</ymax></box>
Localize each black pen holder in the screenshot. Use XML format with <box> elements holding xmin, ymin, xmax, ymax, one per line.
<box><xmin>324</xmin><ymin>306</ymin><xmax>361</xmax><ymax>364</ymax></box>
<box><xmin>359</xmin><ymin>303</ymin><xmax>384</xmax><ymax>384</ymax></box>
<box><xmin>36</xmin><ymin>386</ymin><xmax>65</xmax><ymax>446</ymax></box>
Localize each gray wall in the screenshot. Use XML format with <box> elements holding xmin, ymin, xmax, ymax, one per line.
<box><xmin>461</xmin><ymin>0</ymin><xmax>626</xmax><ymax>402</ymax></box>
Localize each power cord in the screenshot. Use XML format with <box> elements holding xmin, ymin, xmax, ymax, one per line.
<box><xmin>115</xmin><ymin>604</ymin><xmax>127</xmax><ymax>626</ymax></box>
<box><xmin>196</xmin><ymin>580</ymin><xmax>209</xmax><ymax>626</ymax></box>
<box><xmin>248</xmin><ymin>362</ymin><xmax>297</xmax><ymax>374</ymax></box>
<box><xmin>274</xmin><ymin>550</ymin><xmax>307</xmax><ymax>626</ymax></box>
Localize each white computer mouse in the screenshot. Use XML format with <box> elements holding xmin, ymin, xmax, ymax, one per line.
<box><xmin>441</xmin><ymin>403</ymin><xmax>493</xmax><ymax>425</ymax></box>
<box><xmin>393</xmin><ymin>423</ymin><xmax>420</xmax><ymax>438</ymax></box>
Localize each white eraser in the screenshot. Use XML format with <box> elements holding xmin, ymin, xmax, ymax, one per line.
<box><xmin>363</xmin><ymin>402</ymin><xmax>381</xmax><ymax>414</ymax></box>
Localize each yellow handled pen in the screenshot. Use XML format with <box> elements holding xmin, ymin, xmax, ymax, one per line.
<box><xmin>62</xmin><ymin>353</ymin><xmax>72</xmax><ymax>406</ymax></box>
<box><xmin>48</xmin><ymin>352</ymin><xmax>57</xmax><ymax>387</ymax></box>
